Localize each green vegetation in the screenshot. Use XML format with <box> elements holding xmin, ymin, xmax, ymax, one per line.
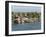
<box><xmin>12</xmin><ymin>12</ymin><xmax>41</xmax><ymax>24</ymax></box>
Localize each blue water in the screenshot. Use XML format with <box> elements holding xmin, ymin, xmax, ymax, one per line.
<box><xmin>12</xmin><ymin>22</ymin><xmax>41</xmax><ymax>31</ymax></box>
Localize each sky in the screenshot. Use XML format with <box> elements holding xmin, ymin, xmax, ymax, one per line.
<box><xmin>11</xmin><ymin>5</ymin><xmax>41</xmax><ymax>13</ymax></box>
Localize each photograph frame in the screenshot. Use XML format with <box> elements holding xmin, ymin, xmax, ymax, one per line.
<box><xmin>5</xmin><ymin>1</ymin><xmax>45</xmax><ymax>36</ymax></box>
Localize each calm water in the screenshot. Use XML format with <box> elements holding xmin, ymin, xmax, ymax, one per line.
<box><xmin>12</xmin><ymin>22</ymin><xmax>41</xmax><ymax>31</ymax></box>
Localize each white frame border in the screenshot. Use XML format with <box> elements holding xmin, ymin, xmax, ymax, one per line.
<box><xmin>9</xmin><ymin>3</ymin><xmax>44</xmax><ymax>35</ymax></box>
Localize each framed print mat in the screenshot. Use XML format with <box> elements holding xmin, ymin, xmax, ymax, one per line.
<box><xmin>5</xmin><ymin>1</ymin><xmax>45</xmax><ymax>36</ymax></box>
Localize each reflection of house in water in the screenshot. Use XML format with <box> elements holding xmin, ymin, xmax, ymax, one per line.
<box><xmin>12</xmin><ymin>12</ymin><xmax>41</xmax><ymax>24</ymax></box>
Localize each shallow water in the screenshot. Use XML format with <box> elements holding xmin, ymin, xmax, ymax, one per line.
<box><xmin>12</xmin><ymin>22</ymin><xmax>41</xmax><ymax>31</ymax></box>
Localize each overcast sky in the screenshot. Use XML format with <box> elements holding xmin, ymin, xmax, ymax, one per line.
<box><xmin>11</xmin><ymin>5</ymin><xmax>41</xmax><ymax>13</ymax></box>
